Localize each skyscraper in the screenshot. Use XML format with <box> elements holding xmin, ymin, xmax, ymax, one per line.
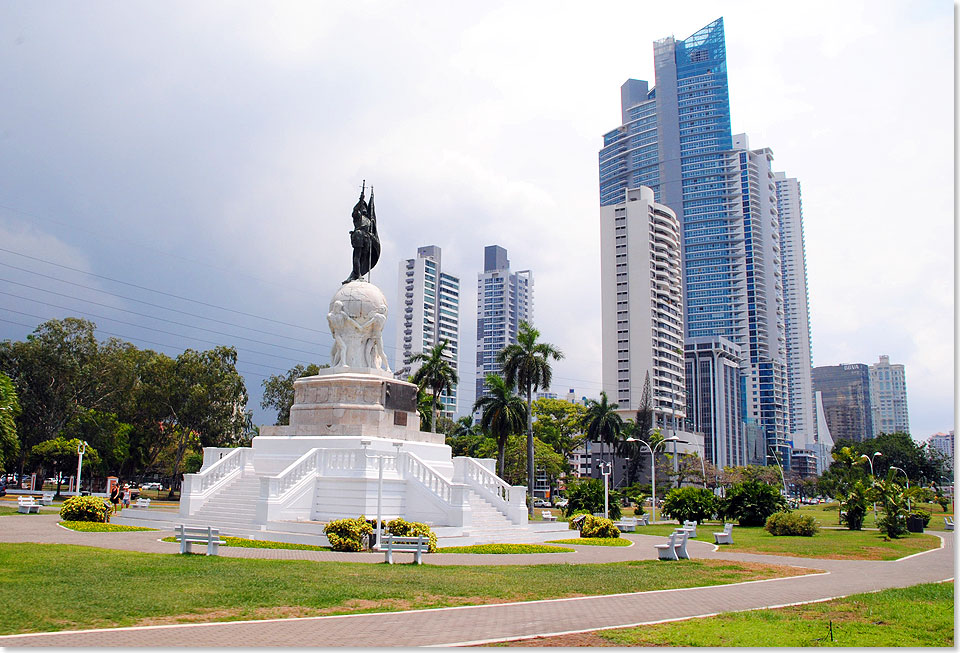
<box><xmin>395</xmin><ymin>246</ymin><xmax>461</xmax><ymax>419</ymax></box>
<box><xmin>600</xmin><ymin>186</ymin><xmax>685</xmax><ymax>428</ymax></box>
<box><xmin>775</xmin><ymin>172</ymin><xmax>816</xmax><ymax>449</ymax></box>
<box><xmin>812</xmin><ymin>364</ymin><xmax>873</xmax><ymax>442</ymax></box>
<box><xmin>868</xmin><ymin>355</ymin><xmax>909</xmax><ymax>435</ymax></box>
<box><xmin>598</xmin><ymin>17</ymin><xmax>795</xmax><ymax>464</ymax></box>
<box><xmin>684</xmin><ymin>336</ymin><xmax>744</xmax><ymax>467</ymax></box>
<box><xmin>475</xmin><ymin>245</ymin><xmax>533</xmax><ymax>402</ymax></box>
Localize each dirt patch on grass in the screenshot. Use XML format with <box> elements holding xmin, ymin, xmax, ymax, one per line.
<box><xmin>479</xmin><ymin>632</ymin><xmax>619</xmax><ymax>647</ymax></box>
<box><xmin>698</xmin><ymin>559</ymin><xmax>818</xmax><ymax>580</ymax></box>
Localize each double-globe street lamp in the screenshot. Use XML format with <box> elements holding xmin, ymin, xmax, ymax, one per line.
<box><xmin>598</xmin><ymin>461</ymin><xmax>612</xmax><ymax>519</ymax></box>
<box><xmin>890</xmin><ymin>465</ymin><xmax>910</xmax><ymax>511</ymax></box>
<box><xmin>624</xmin><ymin>435</ymin><xmax>684</xmax><ymax>523</ymax></box>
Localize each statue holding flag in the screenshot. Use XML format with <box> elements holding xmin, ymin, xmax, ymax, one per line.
<box><xmin>343</xmin><ymin>181</ymin><xmax>381</xmax><ymax>284</ymax></box>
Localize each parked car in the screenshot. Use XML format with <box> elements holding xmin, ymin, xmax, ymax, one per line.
<box><xmin>141</xmin><ymin>482</ymin><xmax>162</xmax><ymax>491</ymax></box>
<box><xmin>533</xmin><ymin>498</ymin><xmax>552</xmax><ymax>508</ymax></box>
<box><xmin>553</xmin><ymin>498</ymin><xmax>568</xmax><ymax>508</ymax></box>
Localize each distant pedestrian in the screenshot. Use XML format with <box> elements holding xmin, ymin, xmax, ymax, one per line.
<box><xmin>122</xmin><ymin>485</ymin><xmax>131</xmax><ymax>508</ymax></box>
<box><xmin>109</xmin><ymin>483</ymin><xmax>122</xmax><ymax>513</ymax></box>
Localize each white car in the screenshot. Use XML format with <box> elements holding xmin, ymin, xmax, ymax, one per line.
<box><xmin>141</xmin><ymin>482</ymin><xmax>162</xmax><ymax>491</ymax></box>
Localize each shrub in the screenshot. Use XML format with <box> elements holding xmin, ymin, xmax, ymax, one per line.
<box><xmin>59</xmin><ymin>496</ymin><xmax>111</xmax><ymax>523</ymax></box>
<box><xmin>764</xmin><ymin>511</ymin><xmax>819</xmax><ymax>536</ymax></box>
<box><xmin>934</xmin><ymin>495</ymin><xmax>950</xmax><ymax>513</ymax></box>
<box><xmin>563</xmin><ymin>477</ymin><xmax>621</xmax><ymax>521</ymax></box>
<box><xmin>579</xmin><ymin>515</ymin><xmax>620</xmax><ymax>539</ymax></box>
<box><xmin>910</xmin><ymin>508</ymin><xmax>932</xmax><ymax>527</ymax></box>
<box><xmin>567</xmin><ymin>509</ymin><xmax>591</xmax><ymax>530</ymax></box>
<box><xmin>323</xmin><ymin>516</ymin><xmax>373</xmax><ymax>552</ymax></box>
<box><xmin>721</xmin><ymin>480</ymin><xmax>786</xmax><ymax>527</ymax></box>
<box><xmin>386</xmin><ymin>517</ymin><xmax>438</xmax><ymax>553</ymax></box>
<box><xmin>872</xmin><ymin>478</ymin><xmax>909</xmax><ymax>539</ymax></box>
<box><xmin>840</xmin><ymin>481</ymin><xmax>869</xmax><ymax>530</ymax></box>
<box><xmin>661</xmin><ymin>487</ymin><xmax>716</xmax><ymax>524</ymax></box>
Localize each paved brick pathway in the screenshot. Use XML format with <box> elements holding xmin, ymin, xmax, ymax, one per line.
<box><xmin>0</xmin><ymin>514</ymin><xmax>952</xmax><ymax>646</ymax></box>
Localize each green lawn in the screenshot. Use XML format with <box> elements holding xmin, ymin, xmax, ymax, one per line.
<box><xmin>593</xmin><ymin>581</ymin><xmax>954</xmax><ymax>647</ymax></box>
<box><xmin>0</xmin><ymin>504</ymin><xmax>60</xmax><ymax>516</ymax></box>
<box><xmin>637</xmin><ymin>521</ymin><xmax>939</xmax><ymax>560</ymax></box>
<box><xmin>438</xmin><ymin>544</ymin><xmax>574</xmax><ymax>554</ymax></box>
<box><xmin>546</xmin><ymin>537</ymin><xmax>632</xmax><ymax>547</ymax></box>
<box><xmin>60</xmin><ymin>521</ymin><xmax>156</xmax><ymax>533</ymax></box>
<box><xmin>159</xmin><ymin>536</ymin><xmax>331</xmax><ymax>552</ymax></box>
<box><xmin>795</xmin><ymin>501</ymin><xmax>953</xmax><ymax>531</ymax></box>
<box><xmin>0</xmin><ymin>542</ymin><xmax>812</xmax><ymax>635</ymax></box>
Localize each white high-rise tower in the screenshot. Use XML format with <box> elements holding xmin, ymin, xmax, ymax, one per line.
<box><xmin>395</xmin><ymin>246</ymin><xmax>461</xmax><ymax>419</ymax></box>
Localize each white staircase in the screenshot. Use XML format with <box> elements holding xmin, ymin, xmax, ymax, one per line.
<box><xmin>188</xmin><ymin>473</ymin><xmax>260</xmax><ymax>531</ymax></box>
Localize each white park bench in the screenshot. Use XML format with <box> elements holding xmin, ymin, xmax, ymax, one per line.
<box><xmin>540</xmin><ymin>510</ymin><xmax>557</xmax><ymax>522</ymax></box>
<box><xmin>655</xmin><ymin>531</ymin><xmax>681</xmax><ymax>560</ymax></box>
<box><xmin>944</xmin><ymin>516</ymin><xmax>954</xmax><ymax>531</ymax></box>
<box><xmin>175</xmin><ymin>525</ymin><xmax>224</xmax><ymax>556</ymax></box>
<box><xmin>682</xmin><ymin>520</ymin><xmax>698</xmax><ymax>538</ymax></box>
<box><xmin>135</xmin><ymin>497</ymin><xmax>151</xmax><ymax>508</ymax></box>
<box><xmin>673</xmin><ymin>528</ymin><xmax>691</xmax><ymax>559</ymax></box>
<box><xmin>639</xmin><ymin>514</ymin><xmax>650</xmax><ymax>526</ymax></box>
<box><xmin>613</xmin><ymin>516</ymin><xmax>638</xmax><ymax>532</ymax></box>
<box><xmin>714</xmin><ymin>523</ymin><xmax>734</xmax><ymax>545</ymax></box>
<box><xmin>382</xmin><ymin>533</ymin><xmax>428</xmax><ymax>565</ymax></box>
<box><xmin>40</xmin><ymin>491</ymin><xmax>55</xmax><ymax>506</ymax></box>
<box><xmin>17</xmin><ymin>496</ymin><xmax>41</xmax><ymax>514</ymax></box>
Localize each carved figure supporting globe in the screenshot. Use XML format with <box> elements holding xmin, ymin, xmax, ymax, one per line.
<box><xmin>327</xmin><ymin>281</ymin><xmax>390</xmax><ymax>371</ymax></box>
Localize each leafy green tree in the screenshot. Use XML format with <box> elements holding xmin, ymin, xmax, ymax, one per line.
<box><xmin>721</xmin><ymin>480</ymin><xmax>786</xmax><ymax>526</ymax></box>
<box><xmin>562</xmin><ymin>477</ymin><xmax>622</xmax><ymax>521</ymax></box>
<box><xmin>0</xmin><ymin>371</ymin><xmax>21</xmax><ymax>473</ymax></box>
<box><xmin>260</xmin><ymin>363</ymin><xmax>323</xmax><ymax>425</ymax></box>
<box><xmin>832</xmin><ymin>433</ymin><xmax>946</xmax><ymax>484</ymax></box>
<box><xmin>30</xmin><ymin>437</ymin><xmax>101</xmax><ymax>495</ymax></box>
<box><xmin>871</xmin><ymin>471</ymin><xmax>909</xmax><ymax>538</ymax></box>
<box><xmin>532</xmin><ymin>397</ymin><xmax>586</xmax><ymax>461</ymax></box>
<box><xmin>60</xmin><ymin>408</ymin><xmax>132</xmax><ymax>477</ymax></box>
<box><xmin>472</xmin><ymin>374</ymin><xmax>526</xmax><ymax>477</ymax></box>
<box><xmin>661</xmin><ymin>486</ymin><xmax>717</xmax><ymax>524</ymax></box>
<box><xmin>409</xmin><ymin>340</ymin><xmax>458</xmax><ymax>434</ymax></box>
<box><xmin>582</xmin><ymin>391</ymin><xmax>623</xmax><ymax>464</ymax></box>
<box><xmin>477</xmin><ymin>435</ymin><xmax>565</xmax><ymax>490</ymax></box>
<box><xmin>0</xmin><ymin>318</ymin><xmax>116</xmax><ymax>478</ymax></box>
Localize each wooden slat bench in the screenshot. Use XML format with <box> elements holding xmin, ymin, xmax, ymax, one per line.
<box><xmin>382</xmin><ymin>533</ymin><xmax>428</xmax><ymax>565</ymax></box>
<box><xmin>135</xmin><ymin>497</ymin><xmax>151</xmax><ymax>508</ymax></box>
<box><xmin>540</xmin><ymin>510</ymin><xmax>557</xmax><ymax>522</ymax></box>
<box><xmin>17</xmin><ymin>496</ymin><xmax>41</xmax><ymax>514</ymax></box>
<box><xmin>613</xmin><ymin>517</ymin><xmax>637</xmax><ymax>532</ymax></box>
<box><xmin>40</xmin><ymin>491</ymin><xmax>55</xmax><ymax>506</ymax></box>
<box><xmin>714</xmin><ymin>523</ymin><xmax>734</xmax><ymax>544</ymax></box>
<box><xmin>175</xmin><ymin>525</ymin><xmax>224</xmax><ymax>556</ymax></box>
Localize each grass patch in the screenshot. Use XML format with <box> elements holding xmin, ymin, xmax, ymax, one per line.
<box><xmin>159</xmin><ymin>536</ymin><xmax>331</xmax><ymax>552</ymax></box>
<box><xmin>438</xmin><ymin>544</ymin><xmax>573</xmax><ymax>554</ymax></box>
<box><xmin>639</xmin><ymin>521</ymin><xmax>939</xmax><ymax>560</ymax></box>
<box><xmin>794</xmin><ymin>502</ymin><xmax>954</xmax><ymax>531</ymax></box>
<box><xmin>590</xmin><ymin>581</ymin><xmax>954</xmax><ymax>647</ymax></box>
<box><xmin>546</xmin><ymin>538</ymin><xmax>631</xmax><ymax>547</ymax></box>
<box><xmin>0</xmin><ymin>504</ymin><xmax>59</xmax><ymax>516</ymax></box>
<box><xmin>60</xmin><ymin>521</ymin><xmax>156</xmax><ymax>533</ymax></box>
<box><xmin>0</xmin><ymin>542</ymin><xmax>812</xmax><ymax>635</ymax></box>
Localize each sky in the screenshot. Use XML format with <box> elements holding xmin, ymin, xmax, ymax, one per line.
<box><xmin>0</xmin><ymin>1</ymin><xmax>953</xmax><ymax>441</ymax></box>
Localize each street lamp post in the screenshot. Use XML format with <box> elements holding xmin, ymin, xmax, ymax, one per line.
<box><xmin>767</xmin><ymin>448</ymin><xmax>788</xmax><ymax>498</ymax></box>
<box><xmin>599</xmin><ymin>461</ymin><xmax>612</xmax><ymax>519</ymax></box>
<box><xmin>76</xmin><ymin>440</ymin><xmax>87</xmax><ymax>495</ymax></box>
<box><xmin>625</xmin><ymin>436</ymin><xmax>684</xmax><ymax>524</ymax></box>
<box><xmin>890</xmin><ymin>466</ymin><xmax>910</xmax><ymax>511</ymax></box>
<box><xmin>860</xmin><ymin>451</ymin><xmax>882</xmax><ymax>523</ymax></box>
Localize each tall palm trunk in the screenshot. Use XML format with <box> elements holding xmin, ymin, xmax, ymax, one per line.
<box><xmin>526</xmin><ymin>385</ymin><xmax>534</xmax><ymax>517</ymax></box>
<box><xmin>498</xmin><ymin>441</ymin><xmax>506</xmax><ymax>479</ymax></box>
<box><xmin>430</xmin><ymin>391</ymin><xmax>438</xmax><ymax>433</ymax></box>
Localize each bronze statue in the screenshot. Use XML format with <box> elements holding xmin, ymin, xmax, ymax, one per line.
<box><xmin>343</xmin><ymin>181</ymin><xmax>381</xmax><ymax>284</ymax></box>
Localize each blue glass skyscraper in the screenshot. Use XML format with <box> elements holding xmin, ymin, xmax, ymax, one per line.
<box><xmin>599</xmin><ymin>18</ymin><xmax>791</xmax><ymax>465</ymax></box>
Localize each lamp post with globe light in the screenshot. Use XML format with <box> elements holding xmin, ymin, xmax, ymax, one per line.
<box><xmin>861</xmin><ymin>451</ymin><xmax>882</xmax><ymax>523</ymax></box>
<box><xmin>624</xmin><ymin>435</ymin><xmax>685</xmax><ymax>523</ymax></box>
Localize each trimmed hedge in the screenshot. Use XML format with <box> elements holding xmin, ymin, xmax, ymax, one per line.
<box><xmin>323</xmin><ymin>516</ymin><xmax>373</xmax><ymax>552</ymax></box>
<box><xmin>59</xmin><ymin>496</ymin><xmax>111</xmax><ymax>523</ymax></box>
<box><xmin>764</xmin><ymin>511</ymin><xmax>818</xmax><ymax>536</ymax></box>
<box><xmin>386</xmin><ymin>517</ymin><xmax>438</xmax><ymax>553</ymax></box>
<box><xmin>580</xmin><ymin>515</ymin><xmax>620</xmax><ymax>539</ymax></box>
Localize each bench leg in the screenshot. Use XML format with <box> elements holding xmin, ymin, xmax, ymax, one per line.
<box><xmin>207</xmin><ymin>541</ymin><xmax>218</xmax><ymax>556</ymax></box>
<box><xmin>385</xmin><ymin>548</ymin><xmax>393</xmax><ymax>564</ymax></box>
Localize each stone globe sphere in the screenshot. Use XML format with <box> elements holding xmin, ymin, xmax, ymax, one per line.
<box><xmin>330</xmin><ymin>281</ymin><xmax>388</xmax><ymax>323</ymax></box>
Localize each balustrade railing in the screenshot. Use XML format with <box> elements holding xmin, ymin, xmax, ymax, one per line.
<box><xmin>459</xmin><ymin>456</ymin><xmax>515</xmax><ymax>504</ymax></box>
<box><xmin>194</xmin><ymin>447</ymin><xmax>247</xmax><ymax>494</ymax></box>
<box><xmin>398</xmin><ymin>452</ymin><xmax>454</xmax><ymax>504</ymax></box>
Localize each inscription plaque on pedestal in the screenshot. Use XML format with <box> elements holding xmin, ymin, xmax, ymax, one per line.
<box><xmin>384</xmin><ymin>381</ymin><xmax>417</xmax><ymax>413</ymax></box>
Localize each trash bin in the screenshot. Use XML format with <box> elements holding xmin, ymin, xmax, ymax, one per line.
<box><xmin>906</xmin><ymin>514</ymin><xmax>924</xmax><ymax>533</ymax></box>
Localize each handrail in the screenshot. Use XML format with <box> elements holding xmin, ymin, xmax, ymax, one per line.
<box><xmin>459</xmin><ymin>456</ymin><xmax>514</xmax><ymax>503</ymax></box>
<box><xmin>194</xmin><ymin>447</ymin><xmax>246</xmax><ymax>493</ymax></box>
<box><xmin>265</xmin><ymin>448</ymin><xmax>322</xmax><ymax>498</ymax></box>
<box><xmin>398</xmin><ymin>451</ymin><xmax>455</xmax><ymax>504</ymax></box>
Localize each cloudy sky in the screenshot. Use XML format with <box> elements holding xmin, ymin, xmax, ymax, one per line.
<box><xmin>0</xmin><ymin>1</ymin><xmax>953</xmax><ymax>440</ymax></box>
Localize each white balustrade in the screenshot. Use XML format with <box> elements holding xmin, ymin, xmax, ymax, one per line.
<box><xmin>180</xmin><ymin>447</ymin><xmax>250</xmax><ymax>515</ymax></box>
<box><xmin>454</xmin><ymin>457</ymin><xmax>528</xmax><ymax>525</ymax></box>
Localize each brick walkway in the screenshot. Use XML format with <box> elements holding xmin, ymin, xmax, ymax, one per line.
<box><xmin>0</xmin><ymin>514</ymin><xmax>952</xmax><ymax>646</ymax></box>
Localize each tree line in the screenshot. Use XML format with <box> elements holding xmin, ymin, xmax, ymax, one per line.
<box><xmin>0</xmin><ymin>318</ymin><xmax>253</xmax><ymax>494</ymax></box>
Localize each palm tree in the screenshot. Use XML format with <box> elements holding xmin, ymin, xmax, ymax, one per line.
<box><xmin>497</xmin><ymin>321</ymin><xmax>563</xmax><ymax>515</ymax></box>
<box><xmin>472</xmin><ymin>374</ymin><xmax>526</xmax><ymax>477</ymax></box>
<box><xmin>409</xmin><ymin>340</ymin><xmax>458</xmax><ymax>434</ymax></box>
<box><xmin>583</xmin><ymin>391</ymin><xmax>624</xmax><ymax>465</ymax></box>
